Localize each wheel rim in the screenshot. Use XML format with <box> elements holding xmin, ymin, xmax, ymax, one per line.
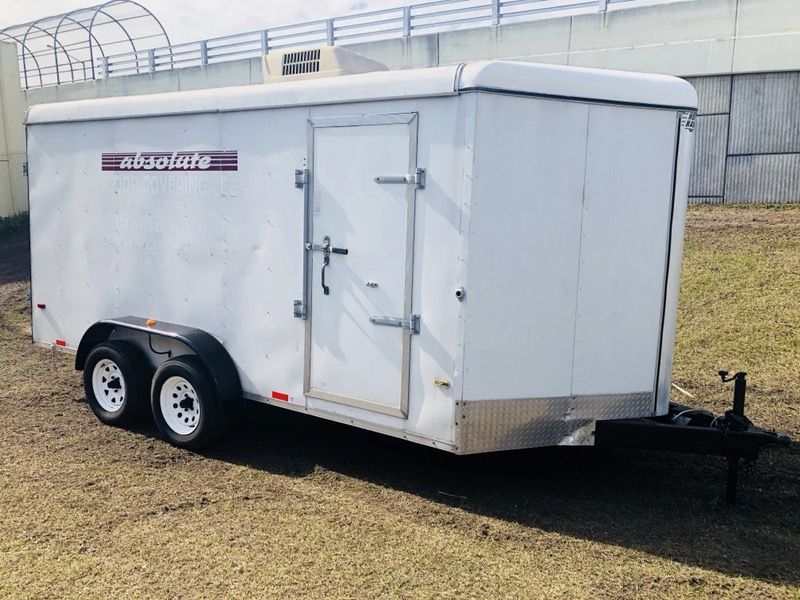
<box><xmin>92</xmin><ymin>359</ymin><xmax>127</xmax><ymax>412</ymax></box>
<box><xmin>160</xmin><ymin>376</ymin><xmax>201</xmax><ymax>435</ymax></box>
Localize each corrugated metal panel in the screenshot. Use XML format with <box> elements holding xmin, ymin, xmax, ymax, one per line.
<box><xmin>725</xmin><ymin>154</ymin><xmax>800</xmax><ymax>203</ymax></box>
<box><xmin>689</xmin><ymin>114</ymin><xmax>728</xmax><ymax>197</ymax></box>
<box><xmin>729</xmin><ymin>72</ymin><xmax>800</xmax><ymax>155</ymax></box>
<box><xmin>688</xmin><ymin>196</ymin><xmax>724</xmax><ymax>205</ymax></box>
<box><xmin>683</xmin><ymin>76</ymin><xmax>731</xmax><ymax>116</ymax></box>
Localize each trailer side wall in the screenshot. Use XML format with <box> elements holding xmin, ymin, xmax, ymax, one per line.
<box><xmin>28</xmin><ymin>95</ymin><xmax>470</xmax><ymax>449</ymax></box>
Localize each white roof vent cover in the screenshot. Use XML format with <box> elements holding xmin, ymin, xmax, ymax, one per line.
<box><xmin>262</xmin><ymin>46</ymin><xmax>388</xmax><ymax>83</ymax></box>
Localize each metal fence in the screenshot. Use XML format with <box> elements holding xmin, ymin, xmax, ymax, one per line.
<box><xmin>0</xmin><ymin>1</ymin><xmax>170</xmax><ymax>90</ymax></box>
<box><xmin>90</xmin><ymin>0</ymin><xmax>666</xmax><ymax>83</ymax></box>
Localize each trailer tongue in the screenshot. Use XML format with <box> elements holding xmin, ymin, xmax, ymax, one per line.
<box><xmin>595</xmin><ymin>372</ymin><xmax>791</xmax><ymax>503</ymax></box>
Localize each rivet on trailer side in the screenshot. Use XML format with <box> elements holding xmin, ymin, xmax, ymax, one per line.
<box><xmin>25</xmin><ymin>48</ymin><xmax>789</xmax><ymax>501</ymax></box>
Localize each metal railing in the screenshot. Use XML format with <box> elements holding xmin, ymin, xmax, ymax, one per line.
<box><xmin>25</xmin><ymin>0</ymin><xmax>683</xmax><ymax>86</ymax></box>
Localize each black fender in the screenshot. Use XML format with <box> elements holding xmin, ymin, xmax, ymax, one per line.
<box><xmin>75</xmin><ymin>316</ymin><xmax>242</xmax><ymax>406</ymax></box>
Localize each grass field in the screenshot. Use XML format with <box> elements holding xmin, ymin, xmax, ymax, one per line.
<box><xmin>0</xmin><ymin>206</ymin><xmax>798</xmax><ymax>599</ymax></box>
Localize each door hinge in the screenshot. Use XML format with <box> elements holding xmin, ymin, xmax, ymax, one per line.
<box><xmin>374</xmin><ymin>167</ymin><xmax>425</xmax><ymax>190</ymax></box>
<box><xmin>293</xmin><ymin>300</ymin><xmax>306</xmax><ymax>319</ymax></box>
<box><xmin>680</xmin><ymin>112</ymin><xmax>696</xmax><ymax>132</ymax></box>
<box><xmin>369</xmin><ymin>314</ymin><xmax>420</xmax><ymax>334</ymax></box>
<box><xmin>295</xmin><ymin>168</ymin><xmax>309</xmax><ymax>188</ymax></box>
<box><xmin>22</xmin><ymin>161</ymin><xmax>28</xmax><ymax>176</ymax></box>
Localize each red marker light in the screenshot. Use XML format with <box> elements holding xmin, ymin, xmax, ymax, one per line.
<box><xmin>271</xmin><ymin>391</ymin><xmax>289</xmax><ymax>402</ymax></box>
<box><xmin>55</xmin><ymin>339</ymin><xmax>67</xmax><ymax>347</ymax></box>
<box><xmin>36</xmin><ymin>303</ymin><xmax>46</xmax><ymax>309</ymax></box>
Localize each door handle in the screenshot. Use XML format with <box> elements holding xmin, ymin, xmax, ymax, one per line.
<box><xmin>321</xmin><ymin>254</ymin><xmax>330</xmax><ymax>295</ymax></box>
<box><xmin>312</xmin><ymin>235</ymin><xmax>348</xmax><ymax>296</ymax></box>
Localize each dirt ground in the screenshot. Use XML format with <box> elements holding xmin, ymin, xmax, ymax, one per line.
<box><xmin>0</xmin><ymin>206</ymin><xmax>798</xmax><ymax>599</ymax></box>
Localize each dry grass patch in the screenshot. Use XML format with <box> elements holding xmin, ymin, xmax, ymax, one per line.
<box><xmin>0</xmin><ymin>206</ymin><xmax>798</xmax><ymax>599</ymax></box>
<box><xmin>674</xmin><ymin>205</ymin><xmax>800</xmax><ymax>439</ymax></box>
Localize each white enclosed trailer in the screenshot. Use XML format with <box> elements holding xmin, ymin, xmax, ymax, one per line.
<box><xmin>26</xmin><ymin>58</ymin><xmax>697</xmax><ymax>452</ymax></box>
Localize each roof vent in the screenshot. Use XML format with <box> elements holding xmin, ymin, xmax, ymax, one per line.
<box><xmin>282</xmin><ymin>49</ymin><xmax>321</xmax><ymax>76</ymax></box>
<box><xmin>263</xmin><ymin>46</ymin><xmax>387</xmax><ymax>83</ymax></box>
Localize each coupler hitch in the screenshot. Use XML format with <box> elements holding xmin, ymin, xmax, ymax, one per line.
<box><xmin>595</xmin><ymin>372</ymin><xmax>791</xmax><ymax>503</ymax></box>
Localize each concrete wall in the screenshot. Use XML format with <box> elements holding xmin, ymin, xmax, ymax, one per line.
<box><xmin>24</xmin><ymin>58</ymin><xmax>265</xmax><ymax>105</ymax></box>
<box><xmin>20</xmin><ymin>0</ymin><xmax>800</xmax><ymax>205</ymax></box>
<box><xmin>0</xmin><ymin>41</ymin><xmax>27</xmax><ymax>218</ymax></box>
<box><xmin>345</xmin><ymin>0</ymin><xmax>800</xmax><ymax>76</ymax></box>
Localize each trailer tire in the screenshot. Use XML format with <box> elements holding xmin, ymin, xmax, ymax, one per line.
<box><xmin>150</xmin><ymin>355</ymin><xmax>227</xmax><ymax>450</ymax></box>
<box><xmin>83</xmin><ymin>341</ymin><xmax>150</xmax><ymax>427</ymax></box>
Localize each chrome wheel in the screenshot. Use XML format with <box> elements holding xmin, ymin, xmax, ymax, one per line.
<box><xmin>91</xmin><ymin>358</ymin><xmax>126</xmax><ymax>412</ymax></box>
<box><xmin>160</xmin><ymin>376</ymin><xmax>201</xmax><ymax>435</ymax></box>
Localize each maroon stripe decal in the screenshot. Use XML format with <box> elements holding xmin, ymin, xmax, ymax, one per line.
<box><xmin>101</xmin><ymin>150</ymin><xmax>237</xmax><ymax>156</ymax></box>
<box><xmin>101</xmin><ymin>166</ymin><xmax>239</xmax><ymax>171</ymax></box>
<box><xmin>101</xmin><ymin>159</ymin><xmax>239</xmax><ymax>164</ymax></box>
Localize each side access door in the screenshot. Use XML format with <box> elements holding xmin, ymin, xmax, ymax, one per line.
<box><xmin>304</xmin><ymin>113</ymin><xmax>422</xmax><ymax>418</ymax></box>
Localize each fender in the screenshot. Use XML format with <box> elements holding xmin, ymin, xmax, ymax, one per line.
<box><xmin>75</xmin><ymin>316</ymin><xmax>241</xmax><ymax>405</ymax></box>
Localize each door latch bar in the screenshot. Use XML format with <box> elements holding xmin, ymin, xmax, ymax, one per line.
<box><xmin>369</xmin><ymin>314</ymin><xmax>420</xmax><ymax>334</ymax></box>
<box><xmin>305</xmin><ymin>242</ymin><xmax>349</xmax><ymax>254</ymax></box>
<box><xmin>374</xmin><ymin>168</ymin><xmax>426</xmax><ymax>189</ymax></box>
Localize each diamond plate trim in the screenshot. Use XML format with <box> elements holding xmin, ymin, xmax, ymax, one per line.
<box><xmin>454</xmin><ymin>393</ymin><xmax>654</xmax><ymax>454</ymax></box>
